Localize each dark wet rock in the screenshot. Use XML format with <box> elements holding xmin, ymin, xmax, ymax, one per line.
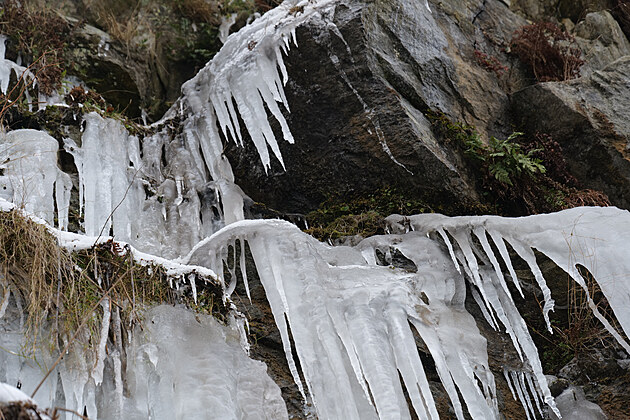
<box><xmin>512</xmin><ymin>56</ymin><xmax>630</xmax><ymax>209</ymax></box>
<box><xmin>225</xmin><ymin>0</ymin><xmax>534</xmax><ymax>216</ymax></box>
<box><xmin>548</xmin><ymin>376</ymin><xmax>570</xmax><ymax>397</ymax></box>
<box><xmin>65</xmin><ymin>22</ymin><xmax>147</xmax><ymax>119</ymax></box>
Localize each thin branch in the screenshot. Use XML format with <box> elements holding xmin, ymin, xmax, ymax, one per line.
<box><xmin>94</xmin><ymin>165</ymin><xmax>143</xmax><ymax>245</ymax></box>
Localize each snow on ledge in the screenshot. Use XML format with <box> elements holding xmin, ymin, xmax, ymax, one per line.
<box><xmin>0</xmin><ymin>198</ymin><xmax>219</xmax><ymax>286</ymax></box>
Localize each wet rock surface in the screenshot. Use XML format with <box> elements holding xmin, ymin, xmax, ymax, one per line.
<box><xmin>513</xmin><ymin>56</ymin><xmax>630</xmax><ymax>209</ymax></box>
<box><xmin>225</xmin><ymin>0</ymin><xmax>529</xmax><ymax>216</ymax></box>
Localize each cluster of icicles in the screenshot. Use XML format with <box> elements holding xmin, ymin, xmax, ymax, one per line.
<box><xmin>183</xmin><ymin>207</ymin><xmax>630</xmax><ymax>420</ymax></box>
<box><xmin>1</xmin><ymin>0</ymin><xmax>629</xmax><ymax>419</ymax></box>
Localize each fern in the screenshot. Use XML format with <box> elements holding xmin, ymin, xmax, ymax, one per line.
<box><xmin>486</xmin><ymin>132</ymin><xmax>546</xmax><ymax>185</ymax></box>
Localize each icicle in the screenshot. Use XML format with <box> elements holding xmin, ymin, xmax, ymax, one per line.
<box><xmin>63</xmin><ymin>138</ymin><xmax>84</xmax><ymax>218</ymax></box>
<box><xmin>0</xmin><ymin>285</ymin><xmax>10</xmax><ymax>320</ymax></box>
<box><xmin>93</xmin><ymin>298</ymin><xmax>111</xmax><ymax>386</ymax></box>
<box><xmin>189</xmin><ymin>273</ymin><xmax>197</xmax><ymax>304</ymax></box>
<box><xmin>518</xmin><ymin>371</ymin><xmax>537</xmax><ymax>419</ymax></box>
<box><xmin>474</xmin><ymin>227</ymin><xmax>514</xmax><ymax>303</ymax></box>
<box><xmin>472</xmin><ymin>287</ymin><xmax>499</xmax><ymax>330</ymax></box>
<box><xmin>437</xmin><ymin>227</ymin><xmax>461</xmax><ymax>273</ymax></box>
<box><xmin>218</xmin><ymin>13</ymin><xmax>237</xmax><ymax>44</ymax></box>
<box><xmin>487</xmin><ymin>229</ymin><xmax>524</xmax><ymax>297</ymax></box>
<box><xmin>55</xmin><ymin>171</ymin><xmax>72</xmax><ymax>231</ymax></box>
<box><xmin>174</xmin><ymin>177</ymin><xmax>184</xmax><ymax>206</ymax></box>
<box><xmin>510</xmin><ymin>371</ymin><xmax>533</xmax><ymax>420</ymax></box>
<box><xmin>239</xmin><ymin>238</ymin><xmax>251</xmax><ymax>302</ymax></box>
<box><xmin>525</xmin><ymin>372</ymin><xmax>544</xmax><ymax>418</ymax></box>
<box><xmin>504</xmin><ymin>369</ymin><xmax>517</xmax><ymax>400</ymax></box>
<box><xmin>451</xmin><ymin>230</ymin><xmax>494</xmax><ymax>311</ymax></box>
<box><xmin>113</xmin><ymin>350</ymin><xmax>124</xmax><ymax>416</ymax></box>
<box><xmin>506</xmin><ymin>238</ymin><xmax>555</xmax><ymax>332</ymax></box>
<box><xmin>178</xmin><ymin>0</ymin><xmax>337</xmax><ymax>172</ymax></box>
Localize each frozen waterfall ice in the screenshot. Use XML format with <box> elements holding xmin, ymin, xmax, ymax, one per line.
<box><xmin>1</xmin><ymin>0</ymin><xmax>628</xmax><ymax>419</ymax></box>
<box><xmin>0</xmin><ymin>129</ymin><xmax>71</xmax><ymax>230</ymax></box>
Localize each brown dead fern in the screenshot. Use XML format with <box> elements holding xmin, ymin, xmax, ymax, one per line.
<box><xmin>511</xmin><ymin>22</ymin><xmax>584</xmax><ymax>82</ymax></box>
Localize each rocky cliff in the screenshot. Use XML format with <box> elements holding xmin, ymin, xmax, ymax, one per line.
<box><xmin>2</xmin><ymin>0</ymin><xmax>630</xmax><ymax>419</ymax></box>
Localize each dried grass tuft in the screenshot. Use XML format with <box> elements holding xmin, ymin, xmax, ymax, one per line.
<box><xmin>0</xmin><ymin>209</ymin><xmax>225</xmax><ymax>360</ymax></box>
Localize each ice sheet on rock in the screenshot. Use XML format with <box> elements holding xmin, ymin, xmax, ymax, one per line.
<box><xmin>0</xmin><ymin>290</ymin><xmax>283</xmax><ymax>419</ymax></box>
<box><xmin>79</xmin><ymin>113</ymin><xmax>140</xmax><ymax>238</ymax></box>
<box><xmin>550</xmin><ymin>386</ymin><xmax>607</xmax><ymax>420</ymax></box>
<box><xmin>67</xmin><ymin>114</ymin><xmax>221</xmax><ymax>258</ymax></box>
<box><xmin>0</xmin><ymin>293</ymin><xmax>61</xmax><ymax>413</ymax></box>
<box><xmin>0</xmin><ymin>129</ymin><xmax>70</xmax><ymax>228</ymax></box>
<box><xmin>124</xmin><ymin>305</ymin><xmax>288</xmax><ymax>420</ymax></box>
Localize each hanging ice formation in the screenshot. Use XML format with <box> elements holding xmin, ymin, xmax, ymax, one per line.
<box><xmin>182</xmin><ymin>206</ymin><xmax>630</xmax><ymax>419</ymax></box>
<box><xmin>0</xmin><ymin>129</ymin><xmax>72</xmax><ymax>230</ymax></box>
<box><xmin>1</xmin><ymin>0</ymin><xmax>629</xmax><ymax>419</ymax></box>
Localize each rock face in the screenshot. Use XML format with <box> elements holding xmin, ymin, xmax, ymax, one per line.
<box><xmin>224</xmin><ymin>0</ymin><xmax>630</xmax><ymax>219</ymax></box>
<box><xmin>574</xmin><ymin>11</ymin><xmax>630</xmax><ymax>76</ymax></box>
<box><xmin>226</xmin><ymin>0</ymin><xmax>531</xmax><ymax>215</ymax></box>
<box><xmin>513</xmin><ymin>57</ymin><xmax>630</xmax><ymax>208</ymax></box>
<box><xmin>4</xmin><ymin>0</ymin><xmax>630</xmax><ymax>418</ymax></box>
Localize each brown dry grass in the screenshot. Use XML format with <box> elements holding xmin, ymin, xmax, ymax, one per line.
<box><xmin>175</xmin><ymin>0</ymin><xmax>220</xmax><ymax>24</ymax></box>
<box><xmin>0</xmin><ymin>209</ymin><xmax>225</xmax><ymax>360</ymax></box>
<box><xmin>0</xmin><ymin>209</ymin><xmax>73</xmax><ymax>354</ymax></box>
<box><xmin>0</xmin><ymin>0</ymin><xmax>72</xmax><ymax>95</ymax></box>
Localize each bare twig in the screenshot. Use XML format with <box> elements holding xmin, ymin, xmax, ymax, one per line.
<box><xmin>94</xmin><ymin>165</ymin><xmax>143</xmax><ymax>245</ymax></box>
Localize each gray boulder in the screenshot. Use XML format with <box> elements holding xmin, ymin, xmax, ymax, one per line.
<box><xmin>513</xmin><ymin>56</ymin><xmax>630</xmax><ymax>208</ymax></box>
<box><xmin>574</xmin><ymin>11</ymin><xmax>630</xmax><ymax>76</ymax></box>
<box><xmin>225</xmin><ymin>0</ymin><xmax>529</xmax><ymax>215</ymax></box>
